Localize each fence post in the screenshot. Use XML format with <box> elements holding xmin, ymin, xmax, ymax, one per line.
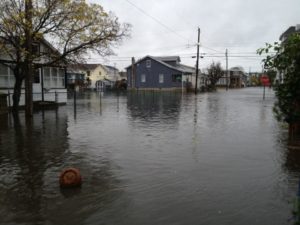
<box><xmin>55</xmin><ymin>91</ymin><xmax>58</xmax><ymax>103</ymax></box>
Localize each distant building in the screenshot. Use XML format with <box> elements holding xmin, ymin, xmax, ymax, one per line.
<box><xmin>68</xmin><ymin>64</ymin><xmax>119</xmax><ymax>90</ymax></box>
<box><xmin>229</xmin><ymin>66</ymin><xmax>247</xmax><ymax>88</ymax></box>
<box><xmin>67</xmin><ymin>64</ymin><xmax>88</xmax><ymax>89</ymax></box>
<box><xmin>247</xmin><ymin>72</ymin><xmax>263</xmax><ymax>86</ymax></box>
<box><xmin>215</xmin><ymin>66</ymin><xmax>246</xmax><ymax>88</ymax></box>
<box><xmin>277</xmin><ymin>24</ymin><xmax>300</xmax><ymax>83</ymax></box>
<box><xmin>119</xmin><ymin>71</ymin><xmax>127</xmax><ymax>80</ymax></box>
<box><xmin>280</xmin><ymin>24</ymin><xmax>300</xmax><ymax>43</ymax></box>
<box><xmin>126</xmin><ymin>55</ymin><xmax>198</xmax><ymax>91</ymax></box>
<box><xmin>104</xmin><ymin>65</ymin><xmax>120</xmax><ymax>81</ymax></box>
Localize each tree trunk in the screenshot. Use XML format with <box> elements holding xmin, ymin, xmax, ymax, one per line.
<box><xmin>24</xmin><ymin>0</ymin><xmax>33</xmax><ymax>118</ymax></box>
<box><xmin>12</xmin><ymin>76</ymin><xmax>24</xmax><ymax>114</ymax></box>
<box><xmin>24</xmin><ymin>63</ymin><xmax>33</xmax><ymax>117</ymax></box>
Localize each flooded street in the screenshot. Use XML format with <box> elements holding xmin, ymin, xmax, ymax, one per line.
<box><xmin>0</xmin><ymin>87</ymin><xmax>298</xmax><ymax>225</ymax></box>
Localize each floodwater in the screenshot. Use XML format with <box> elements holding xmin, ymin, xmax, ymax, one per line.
<box><xmin>0</xmin><ymin>87</ymin><xmax>299</xmax><ymax>225</ymax></box>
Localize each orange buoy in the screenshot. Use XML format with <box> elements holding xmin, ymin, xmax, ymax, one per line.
<box><xmin>59</xmin><ymin>168</ymin><xmax>82</xmax><ymax>188</ymax></box>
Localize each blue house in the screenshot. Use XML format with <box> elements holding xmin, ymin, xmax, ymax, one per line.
<box><xmin>126</xmin><ymin>56</ymin><xmax>195</xmax><ymax>90</ymax></box>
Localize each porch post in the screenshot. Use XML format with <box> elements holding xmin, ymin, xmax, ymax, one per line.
<box><xmin>41</xmin><ymin>67</ymin><xmax>44</xmax><ymax>102</ymax></box>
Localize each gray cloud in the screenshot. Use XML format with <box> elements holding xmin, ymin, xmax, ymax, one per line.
<box><xmin>88</xmin><ymin>0</ymin><xmax>300</xmax><ymax>72</ymax></box>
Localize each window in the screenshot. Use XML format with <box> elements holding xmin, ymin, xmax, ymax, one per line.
<box><xmin>159</xmin><ymin>74</ymin><xmax>164</xmax><ymax>83</ymax></box>
<box><xmin>32</xmin><ymin>43</ymin><xmax>40</xmax><ymax>56</ymax></box>
<box><xmin>0</xmin><ymin>64</ymin><xmax>9</xmax><ymax>87</ymax></box>
<box><xmin>141</xmin><ymin>74</ymin><xmax>146</xmax><ymax>83</ymax></box>
<box><xmin>0</xmin><ymin>64</ymin><xmax>7</xmax><ymax>75</ymax></box>
<box><xmin>87</xmin><ymin>71</ymin><xmax>91</xmax><ymax>76</ymax></box>
<box><xmin>43</xmin><ymin>67</ymin><xmax>51</xmax><ymax>88</ymax></box>
<box><xmin>34</xmin><ymin>69</ymin><xmax>40</xmax><ymax>83</ymax></box>
<box><xmin>51</xmin><ymin>68</ymin><xmax>58</xmax><ymax>87</ymax></box>
<box><xmin>0</xmin><ymin>64</ymin><xmax>17</xmax><ymax>87</ymax></box>
<box><xmin>44</xmin><ymin>67</ymin><xmax>65</xmax><ymax>88</ymax></box>
<box><xmin>58</xmin><ymin>69</ymin><xmax>65</xmax><ymax>87</ymax></box>
<box><xmin>172</xmin><ymin>74</ymin><xmax>182</xmax><ymax>83</ymax></box>
<box><xmin>9</xmin><ymin>67</ymin><xmax>15</xmax><ymax>87</ymax></box>
<box><xmin>146</xmin><ymin>60</ymin><xmax>151</xmax><ymax>68</ymax></box>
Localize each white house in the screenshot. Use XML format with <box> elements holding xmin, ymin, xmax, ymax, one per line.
<box><xmin>0</xmin><ymin>39</ymin><xmax>67</xmax><ymax>107</ymax></box>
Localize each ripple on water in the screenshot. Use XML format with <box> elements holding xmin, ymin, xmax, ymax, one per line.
<box><xmin>0</xmin><ymin>88</ymin><xmax>297</xmax><ymax>225</ymax></box>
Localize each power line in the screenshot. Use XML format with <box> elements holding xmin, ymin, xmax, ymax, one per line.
<box><xmin>124</xmin><ymin>0</ymin><xmax>190</xmax><ymax>42</ymax></box>
<box><xmin>201</xmin><ymin>45</ymin><xmax>224</xmax><ymax>54</ymax></box>
<box><xmin>87</xmin><ymin>53</ymin><xmax>267</xmax><ymax>61</ymax></box>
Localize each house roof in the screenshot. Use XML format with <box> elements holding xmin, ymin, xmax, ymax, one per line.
<box><xmin>40</xmin><ymin>38</ymin><xmax>61</xmax><ymax>56</ymax></box>
<box><xmin>125</xmin><ymin>55</ymin><xmax>195</xmax><ymax>74</ymax></box>
<box><xmin>104</xmin><ymin>65</ymin><xmax>119</xmax><ymax>73</ymax></box>
<box><xmin>230</xmin><ymin>66</ymin><xmax>244</xmax><ymax>72</ymax></box>
<box><xmin>82</xmin><ymin>64</ymin><xmax>101</xmax><ymax>71</ymax></box>
<box><xmin>280</xmin><ymin>26</ymin><xmax>296</xmax><ymax>41</ymax></box>
<box><xmin>67</xmin><ymin>63</ymin><xmax>102</xmax><ymax>73</ymax></box>
<box><xmin>175</xmin><ymin>64</ymin><xmax>196</xmax><ymax>74</ymax></box>
<box><xmin>153</xmin><ymin>56</ymin><xmax>181</xmax><ymax>62</ymax></box>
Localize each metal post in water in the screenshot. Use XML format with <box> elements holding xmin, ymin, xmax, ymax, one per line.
<box><xmin>99</xmin><ymin>90</ymin><xmax>102</xmax><ymax>115</ymax></box>
<box><xmin>117</xmin><ymin>91</ymin><xmax>119</xmax><ymax>112</ymax></box>
<box><xmin>7</xmin><ymin>90</ymin><xmax>11</xmax><ymax>109</ymax></box>
<box><xmin>263</xmin><ymin>85</ymin><xmax>266</xmax><ymax>100</ymax></box>
<box><xmin>74</xmin><ymin>86</ymin><xmax>77</xmax><ymax>119</ymax></box>
<box><xmin>41</xmin><ymin>67</ymin><xmax>44</xmax><ymax>102</ymax></box>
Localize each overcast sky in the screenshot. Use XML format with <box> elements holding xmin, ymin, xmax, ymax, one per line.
<box><xmin>87</xmin><ymin>0</ymin><xmax>300</xmax><ymax>72</ymax></box>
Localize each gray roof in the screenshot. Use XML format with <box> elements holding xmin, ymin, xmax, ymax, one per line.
<box><xmin>153</xmin><ymin>56</ymin><xmax>181</xmax><ymax>62</ymax></box>
<box><xmin>104</xmin><ymin>65</ymin><xmax>119</xmax><ymax>73</ymax></box>
<box><xmin>126</xmin><ymin>55</ymin><xmax>195</xmax><ymax>74</ymax></box>
<box><xmin>175</xmin><ymin>64</ymin><xmax>196</xmax><ymax>74</ymax></box>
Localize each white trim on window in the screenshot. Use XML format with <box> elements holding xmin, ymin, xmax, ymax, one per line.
<box><xmin>141</xmin><ymin>74</ymin><xmax>146</xmax><ymax>83</ymax></box>
<box><xmin>159</xmin><ymin>74</ymin><xmax>164</xmax><ymax>83</ymax></box>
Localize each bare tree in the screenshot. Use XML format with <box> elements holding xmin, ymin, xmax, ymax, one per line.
<box><xmin>0</xmin><ymin>0</ymin><xmax>130</xmax><ymax>116</ymax></box>
<box><xmin>207</xmin><ymin>62</ymin><xmax>224</xmax><ymax>91</ymax></box>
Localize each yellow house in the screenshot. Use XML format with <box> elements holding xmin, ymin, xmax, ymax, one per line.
<box><xmin>81</xmin><ymin>64</ymin><xmax>120</xmax><ymax>90</ymax></box>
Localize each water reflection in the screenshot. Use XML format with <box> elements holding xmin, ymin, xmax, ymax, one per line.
<box><xmin>0</xmin><ymin>108</ymin><xmax>124</xmax><ymax>225</ymax></box>
<box><xmin>127</xmin><ymin>91</ymin><xmax>182</xmax><ymax>128</ymax></box>
<box><xmin>0</xmin><ymin>110</ymin><xmax>68</xmax><ymax>224</ymax></box>
<box><xmin>278</xmin><ymin>128</ymin><xmax>300</xmax><ymax>177</ymax></box>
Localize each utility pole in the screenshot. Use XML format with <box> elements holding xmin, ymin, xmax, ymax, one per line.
<box><xmin>195</xmin><ymin>27</ymin><xmax>200</xmax><ymax>95</ymax></box>
<box><xmin>225</xmin><ymin>49</ymin><xmax>229</xmax><ymax>91</ymax></box>
<box><xmin>262</xmin><ymin>65</ymin><xmax>265</xmax><ymax>100</ymax></box>
<box><xmin>114</xmin><ymin>63</ymin><xmax>117</xmax><ymax>81</ymax></box>
<box><xmin>249</xmin><ymin>67</ymin><xmax>251</xmax><ymax>87</ymax></box>
<box><xmin>131</xmin><ymin>57</ymin><xmax>135</xmax><ymax>89</ymax></box>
